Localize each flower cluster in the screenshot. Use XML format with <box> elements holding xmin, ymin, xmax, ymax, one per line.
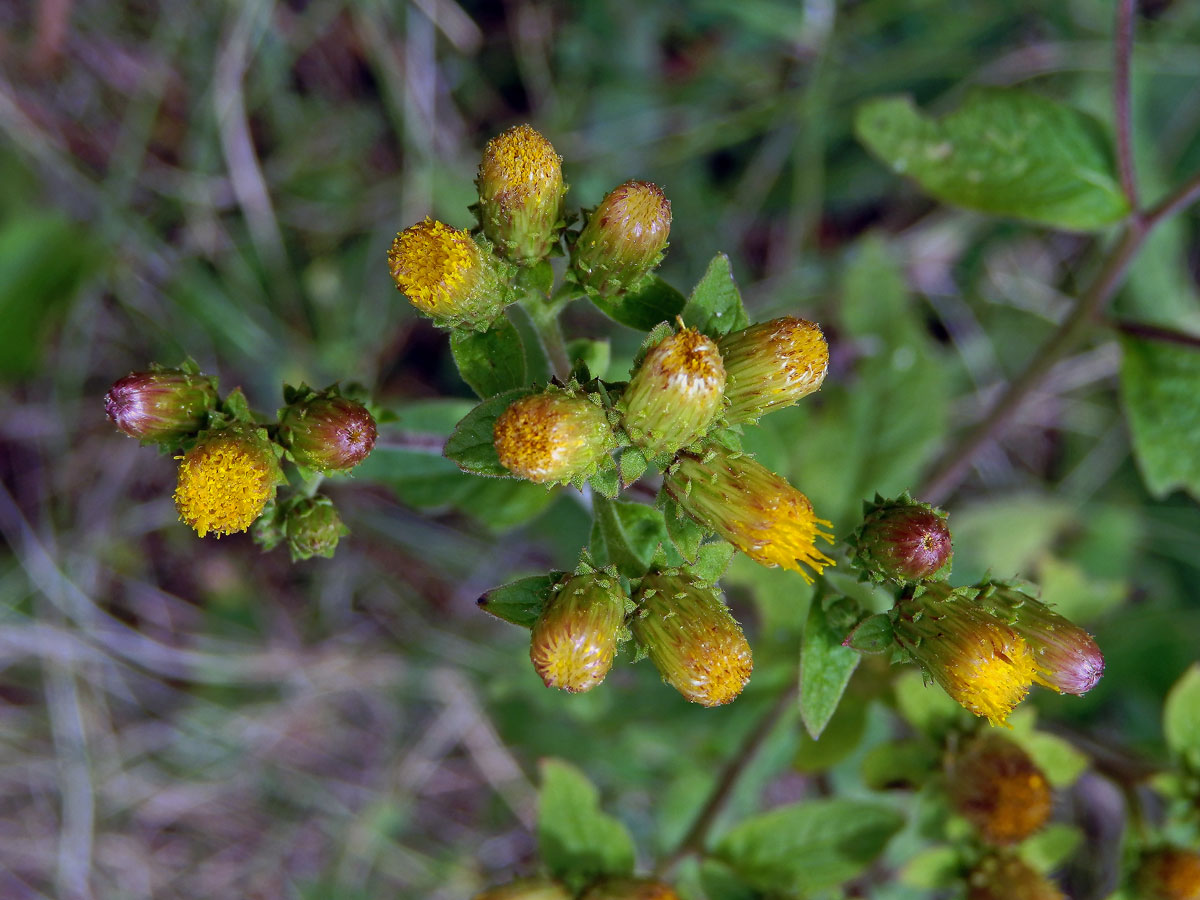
<box><xmin>105</xmin><ymin>368</ymin><xmax>375</xmax><ymax>557</ymax></box>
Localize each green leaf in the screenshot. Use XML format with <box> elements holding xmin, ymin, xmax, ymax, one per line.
<box><xmin>680</xmin><ymin>253</ymin><xmax>750</xmax><ymax>339</ymax></box>
<box><xmin>618</xmin><ymin>447</ymin><xmax>648</xmax><ymax>488</ymax></box>
<box><xmin>443</xmin><ymin>388</ymin><xmax>535</xmax><ymax>477</ymax></box>
<box><xmin>0</xmin><ymin>214</ymin><xmax>99</xmax><ymax>379</ymax></box>
<box><xmin>899</xmin><ymin>846</ymin><xmax>963</xmax><ymax>888</ymax></box>
<box><xmin>698</xmin><ymin>861</ymin><xmax>759</xmax><ymax>900</ymax></box>
<box><xmin>567</xmin><ymin>337</ymin><xmax>611</xmax><ymax>380</ymax></box>
<box><xmin>1012</xmin><ymin>730</ymin><xmax>1089</xmax><ymax>788</ymax></box>
<box><xmin>843</xmin><ymin>613</ymin><xmax>895</xmax><ymax>653</ymax></box>
<box><xmin>477</xmin><ymin>573</ymin><xmax>563</xmax><ymax>628</ymax></box>
<box><xmin>1120</xmin><ymin>334</ymin><xmax>1200</xmax><ymax>500</ymax></box>
<box><xmin>589</xmin><ymin>276</ymin><xmax>686</xmax><ymax>331</ymax></box>
<box><xmin>1019</xmin><ymin>824</ymin><xmax>1083</xmax><ymax>874</ymax></box>
<box><xmin>855</xmin><ymin>88</ymin><xmax>1129</xmax><ymax>231</ymax></box>
<box><xmin>793</xmin><ymin>697</ymin><xmax>867</xmax><ymax>774</ymax></box>
<box><xmin>1164</xmin><ymin>664</ymin><xmax>1200</xmax><ymax>767</ymax></box>
<box><xmin>538</xmin><ymin>759</ymin><xmax>635</xmax><ymax>892</ymax></box>
<box><xmin>518</xmin><ymin>259</ymin><xmax>555</xmax><ymax>297</ymax></box>
<box><xmin>450</xmin><ymin>316</ymin><xmax>527</xmax><ymax>398</ymax></box>
<box><xmin>893</xmin><ymin>668</ymin><xmax>968</xmax><ymax>739</ymax></box>
<box><xmin>713</xmin><ymin>799</ymin><xmax>904</xmax><ymax>894</ymax></box>
<box><xmin>800</xmin><ymin>600</ymin><xmax>861</xmax><ymax>739</ymax></box>
<box><xmin>663</xmin><ymin>497</ymin><xmax>706</xmax><ymax>564</ymax></box>
<box><xmin>590</xmin><ymin>496</ymin><xmax>670</xmax><ymax>578</ymax></box>
<box><xmin>692</xmin><ymin>541</ymin><xmax>736</xmax><ymax>584</ymax></box>
<box><xmin>860</xmin><ymin>739</ymin><xmax>940</xmax><ymax>791</ymax></box>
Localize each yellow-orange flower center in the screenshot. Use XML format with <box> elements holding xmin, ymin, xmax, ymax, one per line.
<box><xmin>494</xmin><ymin>393</ymin><xmax>609</xmax><ymax>483</ymax></box>
<box><xmin>479</xmin><ymin>124</ymin><xmax>562</xmax><ymax>204</ymax></box>
<box><xmin>943</xmin><ymin>625</ymin><xmax>1037</xmax><ymax>726</ymax></box>
<box><xmin>174</xmin><ymin>434</ymin><xmax>276</xmax><ymax>538</ymax></box>
<box><xmin>387</xmin><ymin>218</ymin><xmax>476</xmax><ymax>314</ymax></box>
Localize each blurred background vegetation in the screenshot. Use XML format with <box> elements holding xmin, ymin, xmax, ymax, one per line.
<box><xmin>1</xmin><ymin>1</ymin><xmax>1199</xmax><ymax>898</ymax></box>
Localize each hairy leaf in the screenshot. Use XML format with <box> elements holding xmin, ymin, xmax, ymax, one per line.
<box><xmin>538</xmin><ymin>759</ymin><xmax>635</xmax><ymax>891</ymax></box>
<box><xmin>681</xmin><ymin>253</ymin><xmax>750</xmax><ymax>339</ymax></box>
<box><xmin>450</xmin><ymin>316</ymin><xmax>528</xmax><ymax>398</ymax></box>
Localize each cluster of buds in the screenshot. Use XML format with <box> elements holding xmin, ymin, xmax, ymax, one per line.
<box><xmin>949</xmin><ymin>734</ymin><xmax>1052</xmax><ymax>845</ymax></box>
<box><xmin>474</xmin><ymin>878</ymin><xmax>680</xmax><ymax>900</ymax></box>
<box><xmin>105</xmin><ymin>367</ymin><xmax>375</xmax><ymax>557</ymax></box>
<box><xmin>892</xmin><ymin>581</ymin><xmax>1103</xmax><ymax>726</ymax></box>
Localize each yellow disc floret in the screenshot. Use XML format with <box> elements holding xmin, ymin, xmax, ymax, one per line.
<box><xmin>480</xmin><ymin>124</ymin><xmax>563</xmax><ymax>205</ymax></box>
<box><xmin>173</xmin><ymin>430</ymin><xmax>279</xmax><ymax>538</ymax></box>
<box><xmin>388</xmin><ymin>218</ymin><xmax>477</xmax><ymax>315</ymax></box>
<box><xmin>720</xmin><ymin>317</ymin><xmax>829</xmax><ymax>423</ymax></box>
<box><xmin>943</xmin><ymin>624</ymin><xmax>1037</xmax><ymax>726</ymax></box>
<box><xmin>494</xmin><ymin>391</ymin><xmax>615</xmax><ymax>484</ymax></box>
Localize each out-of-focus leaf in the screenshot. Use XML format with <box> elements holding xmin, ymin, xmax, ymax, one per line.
<box><xmin>478</xmin><ymin>573</ymin><xmax>564</xmax><ymax>628</ymax></box>
<box><xmin>450</xmin><ymin>316</ymin><xmax>527</xmax><ymax>398</ymax></box>
<box><xmin>1164</xmin><ymin>664</ymin><xmax>1200</xmax><ymax>767</ymax></box>
<box><xmin>1012</xmin><ymin>731</ymin><xmax>1089</xmax><ymax>788</ymax></box>
<box><xmin>680</xmin><ymin>253</ymin><xmax>750</xmax><ymax>339</ymax></box>
<box><xmin>567</xmin><ymin>337</ymin><xmax>611</xmax><ymax>380</ymax></box>
<box><xmin>462</xmin><ymin>478</ymin><xmax>559</xmax><ymax>532</ymax></box>
<box><xmin>951</xmin><ymin>496</ymin><xmax>1074</xmax><ymax>582</ymax></box>
<box><xmin>1036</xmin><ymin>555</ymin><xmax>1127</xmax><ymax>623</ymax></box>
<box><xmin>444</xmin><ymin>387</ymin><xmax>535</xmax><ymax>477</ymax></box>
<box><xmin>712</xmin><ymin>799</ymin><xmax>904</xmax><ymax>893</ymax></box>
<box><xmin>893</xmin><ymin>668</ymin><xmax>968</xmax><ymax>739</ymax></box>
<box><xmin>855</xmin><ymin>89</ymin><xmax>1128</xmax><ymax>230</ymax></box>
<box><xmin>860</xmin><ymin>739</ymin><xmax>940</xmax><ymax>791</ymax></box>
<box><xmin>589</xmin><ymin>276</ymin><xmax>686</xmax><ymax>331</ymax></box>
<box><xmin>1120</xmin><ymin>335</ymin><xmax>1200</xmax><ymax>500</ymax></box>
<box><xmin>1019</xmin><ymin>824</ymin><xmax>1083</xmax><ymax>874</ymax></box>
<box><xmin>538</xmin><ymin>759</ymin><xmax>635</xmax><ymax>892</ymax></box>
<box><xmin>590</xmin><ymin>496</ymin><xmax>672</xmax><ymax>578</ymax></box>
<box><xmin>800</xmin><ymin>600</ymin><xmax>861</xmax><ymax>739</ymax></box>
<box><xmin>794</xmin><ymin>697</ymin><xmax>867</xmax><ymax>773</ymax></box>
<box><xmin>698</xmin><ymin>860</ymin><xmax>759</xmax><ymax>900</ymax></box>
<box><xmin>0</xmin><ymin>214</ymin><xmax>99</xmax><ymax>379</ymax></box>
<box><xmin>899</xmin><ymin>846</ymin><xmax>963</xmax><ymax>888</ymax></box>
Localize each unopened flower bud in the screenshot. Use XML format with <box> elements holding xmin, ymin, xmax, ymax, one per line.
<box><xmin>174</xmin><ymin>426</ymin><xmax>282</xmax><ymax>538</ymax></box>
<box><xmin>580</xmin><ymin>878</ymin><xmax>681</xmax><ymax>900</ymax></box>
<box><xmin>631</xmin><ymin>571</ymin><xmax>752</xmax><ymax>707</ymax></box>
<box><xmin>893</xmin><ymin>584</ymin><xmax>1041</xmax><ymax>726</ymax></box>
<box><xmin>477</xmin><ymin>124</ymin><xmax>567</xmax><ymax>265</ymax></box>
<box><xmin>1137</xmin><ymin>848</ymin><xmax>1200</xmax><ymax>900</ymax></box>
<box><xmin>474</xmin><ymin>877</ymin><xmax>573</xmax><ymax>900</ymax></box>
<box><xmin>967</xmin><ymin>853</ymin><xmax>1065</xmax><ymax>900</ymax></box>
<box><xmin>105</xmin><ymin>367</ymin><xmax>218</xmax><ymax>443</ymax></box>
<box><xmin>572</xmin><ymin>180</ymin><xmax>671</xmax><ymax>296</ymax></box>
<box><xmin>851</xmin><ymin>493</ymin><xmax>953</xmax><ymax>585</ymax></box>
<box><xmin>529</xmin><ymin>572</ymin><xmax>627</xmax><ymax>693</ymax></box>
<box><xmin>664</xmin><ymin>445</ymin><xmax>834</xmax><ymax>582</ymax></box>
<box><xmin>494</xmin><ymin>390</ymin><xmax>616</xmax><ymax>485</ymax></box>
<box><xmin>950</xmin><ymin>734</ymin><xmax>1052</xmax><ymax>845</ymax></box>
<box><xmin>718</xmin><ymin>317</ymin><xmax>828</xmax><ymax>423</ymax></box>
<box><xmin>975</xmin><ymin>580</ymin><xmax>1104</xmax><ymax>696</ymax></box>
<box><xmin>388</xmin><ymin>218</ymin><xmax>509</xmax><ymax>329</ymax></box>
<box><xmin>278</xmin><ymin>392</ymin><xmax>377</xmax><ymax>472</ymax></box>
<box><xmin>622</xmin><ymin>328</ymin><xmax>726</xmax><ymax>457</ymax></box>
<box><xmin>284</xmin><ymin>495</ymin><xmax>349</xmax><ymax>561</ymax></box>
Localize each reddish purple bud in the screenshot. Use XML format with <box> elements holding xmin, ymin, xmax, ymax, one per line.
<box><xmin>279</xmin><ymin>393</ymin><xmax>377</xmax><ymax>472</ymax></box>
<box><xmin>851</xmin><ymin>493</ymin><xmax>952</xmax><ymax>585</ymax></box>
<box><xmin>104</xmin><ymin>368</ymin><xmax>218</xmax><ymax>443</ymax></box>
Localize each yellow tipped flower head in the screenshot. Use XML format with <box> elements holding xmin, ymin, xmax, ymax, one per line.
<box><xmin>967</xmin><ymin>853</ymin><xmax>1066</xmax><ymax>900</ymax></box>
<box><xmin>477</xmin><ymin>124</ymin><xmax>567</xmax><ymax>264</ymax></box>
<box><xmin>474</xmin><ymin>877</ymin><xmax>573</xmax><ymax>900</ymax></box>
<box><xmin>388</xmin><ymin>218</ymin><xmax>508</xmax><ymax>329</ymax></box>
<box><xmin>529</xmin><ymin>572</ymin><xmax>627</xmax><ymax>693</ymax></box>
<box><xmin>173</xmin><ymin>427</ymin><xmax>281</xmax><ymax>538</ymax></box>
<box><xmin>572</xmin><ymin>180</ymin><xmax>671</xmax><ymax>296</ymax></box>
<box><xmin>580</xmin><ymin>878</ymin><xmax>682</xmax><ymax>900</ymax></box>
<box><xmin>664</xmin><ymin>445</ymin><xmax>834</xmax><ymax>582</ymax></box>
<box><xmin>494</xmin><ymin>390</ymin><xmax>617</xmax><ymax>485</ymax></box>
<box><xmin>1138</xmin><ymin>848</ymin><xmax>1200</xmax><ymax>900</ymax></box>
<box><xmin>718</xmin><ymin>317</ymin><xmax>829</xmax><ymax>423</ymax></box>
<box><xmin>631</xmin><ymin>571</ymin><xmax>752</xmax><ymax>707</ymax></box>
<box><xmin>894</xmin><ymin>584</ymin><xmax>1043</xmax><ymax>726</ymax></box>
<box><xmin>622</xmin><ymin>327</ymin><xmax>726</xmax><ymax>457</ymax></box>
<box><xmin>950</xmin><ymin>734</ymin><xmax>1052</xmax><ymax>845</ymax></box>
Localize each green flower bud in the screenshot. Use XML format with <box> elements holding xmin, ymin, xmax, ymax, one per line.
<box><xmin>967</xmin><ymin>853</ymin><xmax>1065</xmax><ymax>900</ymax></box>
<box><xmin>388</xmin><ymin>218</ymin><xmax>511</xmax><ymax>330</ymax></box>
<box><xmin>530</xmin><ymin>572</ymin><xmax>627</xmax><ymax>693</ymax></box>
<box><xmin>572</xmin><ymin>180</ymin><xmax>671</xmax><ymax>297</ymax></box>
<box><xmin>278</xmin><ymin>392</ymin><xmax>377</xmax><ymax>472</ymax></box>
<box><xmin>494</xmin><ymin>390</ymin><xmax>617</xmax><ymax>485</ymax></box>
<box><xmin>477</xmin><ymin>124</ymin><xmax>567</xmax><ymax>264</ymax></box>
<box><xmin>622</xmin><ymin>328</ymin><xmax>726</xmax><ymax>457</ymax></box>
<box><xmin>580</xmin><ymin>878</ymin><xmax>682</xmax><ymax>900</ymax></box>
<box><xmin>284</xmin><ymin>495</ymin><xmax>349</xmax><ymax>561</ymax></box>
<box><xmin>631</xmin><ymin>571</ymin><xmax>752</xmax><ymax>707</ymax></box>
<box><xmin>850</xmin><ymin>493</ymin><xmax>952</xmax><ymax>585</ymax></box>
<box><xmin>105</xmin><ymin>367</ymin><xmax>218</xmax><ymax>443</ymax></box>
<box><xmin>950</xmin><ymin>734</ymin><xmax>1051</xmax><ymax>846</ymax></box>
<box><xmin>1137</xmin><ymin>848</ymin><xmax>1200</xmax><ymax>900</ymax></box>
<box><xmin>474</xmin><ymin>877</ymin><xmax>573</xmax><ymax>900</ymax></box>
<box><xmin>718</xmin><ymin>317</ymin><xmax>828</xmax><ymax>423</ymax></box>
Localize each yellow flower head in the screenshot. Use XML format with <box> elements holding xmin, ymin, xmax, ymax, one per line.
<box><xmin>387</xmin><ymin>218</ymin><xmax>506</xmax><ymax>328</ymax></box>
<box><xmin>473</xmin><ymin>877</ymin><xmax>573</xmax><ymax>900</ymax></box>
<box><xmin>572</xmin><ymin>180</ymin><xmax>672</xmax><ymax>296</ymax></box>
<box><xmin>632</xmin><ymin>571</ymin><xmax>752</xmax><ymax>707</ymax></box>
<box><xmin>719</xmin><ymin>317</ymin><xmax>829</xmax><ymax>423</ymax></box>
<box><xmin>622</xmin><ymin>327</ymin><xmax>726</xmax><ymax>457</ymax></box>
<box><xmin>477</xmin><ymin>125</ymin><xmax>567</xmax><ymax>264</ymax></box>
<box><xmin>664</xmin><ymin>445</ymin><xmax>834</xmax><ymax>582</ymax></box>
<box><xmin>494</xmin><ymin>390</ymin><xmax>616</xmax><ymax>485</ymax></box>
<box><xmin>173</xmin><ymin>429</ymin><xmax>280</xmax><ymax>538</ymax></box>
<box><xmin>1138</xmin><ymin>849</ymin><xmax>1200</xmax><ymax>900</ymax></box>
<box><xmin>967</xmin><ymin>853</ymin><xmax>1066</xmax><ymax>900</ymax></box>
<box><xmin>951</xmin><ymin>734</ymin><xmax>1052</xmax><ymax>845</ymax></box>
<box><xmin>529</xmin><ymin>573</ymin><xmax>626</xmax><ymax>694</ymax></box>
<box><xmin>894</xmin><ymin>585</ymin><xmax>1039</xmax><ymax>726</ymax></box>
<box><xmin>580</xmin><ymin>878</ymin><xmax>682</xmax><ymax>900</ymax></box>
